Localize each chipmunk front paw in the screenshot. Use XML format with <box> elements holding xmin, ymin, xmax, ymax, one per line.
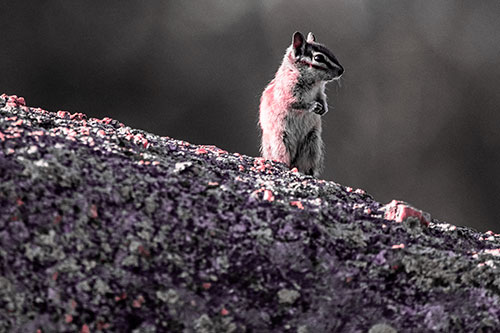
<box><xmin>309</xmin><ymin>102</ymin><xmax>326</xmax><ymax>115</ymax></box>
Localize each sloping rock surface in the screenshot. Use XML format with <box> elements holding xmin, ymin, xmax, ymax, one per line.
<box><xmin>1</xmin><ymin>94</ymin><xmax>500</xmax><ymax>332</ymax></box>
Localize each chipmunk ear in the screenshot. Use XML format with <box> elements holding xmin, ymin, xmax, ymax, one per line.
<box><xmin>292</xmin><ymin>31</ymin><xmax>305</xmax><ymax>56</ymax></box>
<box><xmin>307</xmin><ymin>32</ymin><xmax>316</xmax><ymax>43</ymax></box>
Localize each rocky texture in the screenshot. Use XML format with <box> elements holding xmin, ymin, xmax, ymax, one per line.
<box><xmin>1</xmin><ymin>94</ymin><xmax>500</xmax><ymax>332</ymax></box>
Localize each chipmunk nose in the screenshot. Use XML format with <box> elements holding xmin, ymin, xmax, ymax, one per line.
<box><xmin>337</xmin><ymin>66</ymin><xmax>344</xmax><ymax>77</ymax></box>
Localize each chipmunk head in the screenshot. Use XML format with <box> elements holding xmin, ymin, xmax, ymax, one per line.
<box><xmin>291</xmin><ymin>31</ymin><xmax>344</xmax><ymax>82</ymax></box>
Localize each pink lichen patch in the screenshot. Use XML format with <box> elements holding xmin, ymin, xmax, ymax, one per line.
<box><xmin>208</xmin><ymin>181</ymin><xmax>219</xmax><ymax>186</ymax></box>
<box><xmin>250</xmin><ymin>187</ymin><xmax>276</xmax><ymax>202</ymax></box>
<box><xmin>16</xmin><ymin>198</ymin><xmax>24</xmax><ymax>206</ymax></box>
<box><xmin>70</xmin><ymin>112</ymin><xmax>87</xmax><ymax>120</ymax></box>
<box><xmin>253</xmin><ymin>157</ymin><xmax>273</xmax><ymax>173</ymax></box>
<box><xmin>57</xmin><ymin>110</ymin><xmax>71</xmax><ymax>119</ymax></box>
<box><xmin>381</xmin><ymin>200</ymin><xmax>430</xmax><ymax>226</ymax></box>
<box><xmin>202</xmin><ymin>282</ymin><xmax>212</xmax><ymax>290</ymax></box>
<box><xmin>5</xmin><ymin>132</ymin><xmax>22</xmax><ymax>140</ymax></box>
<box><xmin>3</xmin><ymin>94</ymin><xmax>26</xmax><ymax>106</ymax></box>
<box><xmin>391</xmin><ymin>243</ymin><xmax>405</xmax><ymax>249</ymax></box>
<box><xmin>477</xmin><ymin>260</ymin><xmax>495</xmax><ymax>268</ymax></box>
<box><xmin>216</xmin><ymin>149</ymin><xmax>228</xmax><ymax>156</ymax></box>
<box><xmin>96</xmin><ymin>129</ymin><xmax>106</xmax><ymax>137</ymax></box>
<box><xmin>290</xmin><ymin>167</ymin><xmax>299</xmax><ymax>173</ymax></box>
<box><xmin>290</xmin><ymin>201</ymin><xmax>304</xmax><ymax>210</ymax></box>
<box><xmin>127</xmin><ymin>133</ymin><xmax>149</xmax><ymax>148</ymax></box>
<box><xmin>52</xmin><ymin>272</ymin><xmax>59</xmax><ymax>281</ymax></box>
<box><xmin>483</xmin><ymin>248</ymin><xmax>500</xmax><ymax>256</ymax></box>
<box><xmin>89</xmin><ymin>204</ymin><xmax>98</xmax><ymax>219</ymax></box>
<box><xmin>202</xmin><ymin>145</ymin><xmax>216</xmax><ymax>152</ymax></box>
<box><xmin>346</xmin><ymin>187</ymin><xmax>353</xmax><ymax>193</ymax></box>
<box><xmin>195</xmin><ymin>147</ymin><xmax>208</xmax><ymax>155</ymax></box>
<box><xmin>65</xmin><ymin>314</ymin><xmax>73</xmax><ymax>323</ymax></box>
<box><xmin>263</xmin><ymin>189</ymin><xmax>275</xmax><ymax>202</ymax></box>
<box><xmin>0</xmin><ymin>131</ymin><xmax>5</xmax><ymax>141</ymax></box>
<box><xmin>12</xmin><ymin>119</ymin><xmax>23</xmax><ymax>126</ymax></box>
<box><xmin>101</xmin><ymin>117</ymin><xmax>113</xmax><ymax>124</ymax></box>
<box><xmin>132</xmin><ymin>295</ymin><xmax>145</xmax><ymax>308</ymax></box>
<box><xmin>29</xmin><ymin>130</ymin><xmax>45</xmax><ymax>137</ymax></box>
<box><xmin>115</xmin><ymin>292</ymin><xmax>127</xmax><ymax>302</ymax></box>
<box><xmin>70</xmin><ymin>299</ymin><xmax>78</xmax><ymax>309</ymax></box>
<box><xmin>81</xmin><ymin>324</ymin><xmax>90</xmax><ymax>333</ymax></box>
<box><xmin>221</xmin><ymin>307</ymin><xmax>229</xmax><ymax>316</ymax></box>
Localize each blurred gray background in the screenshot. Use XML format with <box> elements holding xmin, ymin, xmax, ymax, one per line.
<box><xmin>2</xmin><ymin>1</ymin><xmax>499</xmax><ymax>231</ymax></box>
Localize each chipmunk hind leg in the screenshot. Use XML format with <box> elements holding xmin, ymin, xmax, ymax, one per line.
<box><xmin>261</xmin><ymin>130</ymin><xmax>291</xmax><ymax>165</ymax></box>
<box><xmin>290</xmin><ymin>128</ymin><xmax>324</xmax><ymax>176</ymax></box>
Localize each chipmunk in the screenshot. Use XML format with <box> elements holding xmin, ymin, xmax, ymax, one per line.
<box><xmin>259</xmin><ymin>31</ymin><xmax>343</xmax><ymax>176</ymax></box>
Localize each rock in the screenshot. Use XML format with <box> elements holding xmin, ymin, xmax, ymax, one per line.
<box><xmin>1</xmin><ymin>94</ymin><xmax>500</xmax><ymax>332</ymax></box>
<box><xmin>381</xmin><ymin>199</ymin><xmax>431</xmax><ymax>226</ymax></box>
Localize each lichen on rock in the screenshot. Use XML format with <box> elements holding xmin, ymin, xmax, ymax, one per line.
<box><xmin>1</xmin><ymin>93</ymin><xmax>500</xmax><ymax>332</ymax></box>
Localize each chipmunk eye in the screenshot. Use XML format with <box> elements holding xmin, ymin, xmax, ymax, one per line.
<box><xmin>313</xmin><ymin>54</ymin><xmax>326</xmax><ymax>63</ymax></box>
